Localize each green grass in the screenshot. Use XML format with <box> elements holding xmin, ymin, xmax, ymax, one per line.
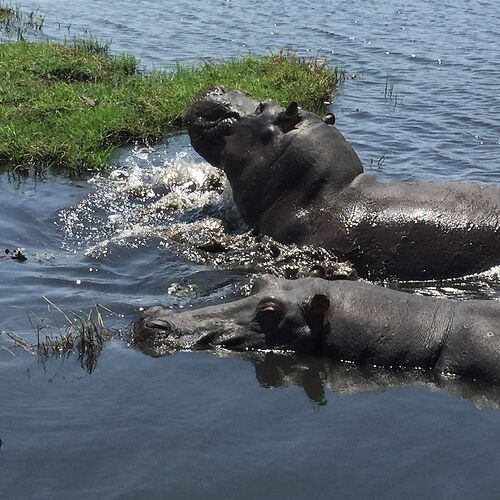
<box><xmin>0</xmin><ymin>0</ymin><xmax>13</xmax><ymax>18</ymax></box>
<box><xmin>0</xmin><ymin>40</ymin><xmax>342</xmax><ymax>173</ymax></box>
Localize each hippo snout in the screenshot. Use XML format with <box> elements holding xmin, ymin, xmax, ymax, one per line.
<box><xmin>133</xmin><ymin>305</ymin><xmax>232</xmax><ymax>354</ymax></box>
<box><xmin>133</xmin><ymin>306</ymin><xmax>182</xmax><ymax>343</ymax></box>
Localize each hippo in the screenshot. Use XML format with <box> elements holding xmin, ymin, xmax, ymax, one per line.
<box><xmin>133</xmin><ymin>276</ymin><xmax>500</xmax><ymax>385</ymax></box>
<box><xmin>182</xmin><ymin>88</ymin><xmax>500</xmax><ymax>280</ymax></box>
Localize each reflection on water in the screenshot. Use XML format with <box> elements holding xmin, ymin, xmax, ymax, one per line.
<box><xmin>245</xmin><ymin>351</ymin><xmax>500</xmax><ymax>409</ymax></box>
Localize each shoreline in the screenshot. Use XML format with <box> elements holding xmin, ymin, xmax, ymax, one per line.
<box><xmin>0</xmin><ymin>38</ymin><xmax>342</xmax><ymax>173</ymax></box>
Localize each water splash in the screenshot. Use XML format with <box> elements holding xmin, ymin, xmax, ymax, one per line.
<box><xmin>57</xmin><ymin>135</ymin><xmax>499</xmax><ymax>300</ymax></box>
<box><xmin>58</xmin><ymin>137</ymin><xmax>227</xmax><ymax>255</ymax></box>
<box><xmin>57</xmin><ymin>137</ymin><xmax>353</xmax><ymax>287</ymax></box>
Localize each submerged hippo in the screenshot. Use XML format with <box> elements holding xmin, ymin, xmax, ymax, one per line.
<box><xmin>134</xmin><ymin>276</ymin><xmax>500</xmax><ymax>385</ymax></box>
<box><xmin>182</xmin><ymin>88</ymin><xmax>500</xmax><ymax>280</ymax></box>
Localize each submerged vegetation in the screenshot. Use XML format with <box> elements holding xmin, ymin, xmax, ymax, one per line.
<box><xmin>0</xmin><ymin>5</ymin><xmax>11</xmax><ymax>20</ymax></box>
<box><xmin>0</xmin><ymin>34</ymin><xmax>342</xmax><ymax>173</ymax></box>
<box><xmin>1</xmin><ymin>300</ymin><xmax>114</xmax><ymax>373</ymax></box>
<box><xmin>0</xmin><ymin>2</ymin><xmax>44</xmax><ymax>36</ymax></box>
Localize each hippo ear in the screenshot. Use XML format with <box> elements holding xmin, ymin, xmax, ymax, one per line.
<box><xmin>285</xmin><ymin>101</ymin><xmax>299</xmax><ymax>117</ymax></box>
<box><xmin>322</xmin><ymin>113</ymin><xmax>335</xmax><ymax>125</ymax></box>
<box><xmin>279</xmin><ymin>102</ymin><xmax>302</xmax><ymax>133</ymax></box>
<box><xmin>303</xmin><ymin>294</ymin><xmax>330</xmax><ymax>331</ymax></box>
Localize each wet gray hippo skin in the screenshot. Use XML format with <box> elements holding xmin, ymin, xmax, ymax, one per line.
<box><xmin>182</xmin><ymin>88</ymin><xmax>500</xmax><ymax>280</ymax></box>
<box><xmin>134</xmin><ymin>276</ymin><xmax>500</xmax><ymax>385</ymax></box>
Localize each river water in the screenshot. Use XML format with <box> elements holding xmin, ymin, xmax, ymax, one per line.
<box><xmin>1</xmin><ymin>1</ymin><xmax>500</xmax><ymax>498</ymax></box>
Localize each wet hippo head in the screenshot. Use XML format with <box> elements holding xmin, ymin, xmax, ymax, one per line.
<box><xmin>183</xmin><ymin>87</ymin><xmax>363</xmax><ymax>227</ymax></box>
<box><xmin>133</xmin><ymin>276</ymin><xmax>330</xmax><ymax>357</ymax></box>
<box><xmin>182</xmin><ymin>87</ymin><xmax>258</xmax><ymax>167</ymax></box>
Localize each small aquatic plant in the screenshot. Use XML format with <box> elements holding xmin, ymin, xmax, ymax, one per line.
<box><xmin>35</xmin><ymin>299</ymin><xmax>114</xmax><ymax>373</ymax></box>
<box><xmin>0</xmin><ymin>4</ymin><xmax>12</xmax><ymax>20</ymax></box>
<box><xmin>0</xmin><ymin>300</ymin><xmax>115</xmax><ymax>373</ymax></box>
<box><xmin>384</xmin><ymin>74</ymin><xmax>403</xmax><ymax>110</ymax></box>
<box><xmin>0</xmin><ymin>1</ymin><xmax>44</xmax><ymax>38</ymax></box>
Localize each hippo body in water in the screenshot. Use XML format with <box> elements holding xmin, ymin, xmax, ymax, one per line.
<box><xmin>182</xmin><ymin>88</ymin><xmax>500</xmax><ymax>280</ymax></box>
<box><xmin>134</xmin><ymin>276</ymin><xmax>500</xmax><ymax>385</ymax></box>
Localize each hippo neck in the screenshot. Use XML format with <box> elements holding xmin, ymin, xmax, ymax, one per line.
<box><xmin>226</xmin><ymin>163</ymin><xmax>362</xmax><ymax>234</ymax></box>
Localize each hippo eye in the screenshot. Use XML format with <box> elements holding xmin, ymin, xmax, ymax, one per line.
<box><xmin>255</xmin><ymin>298</ymin><xmax>283</xmax><ymax>329</ymax></box>
<box><xmin>260</xmin><ymin>126</ymin><xmax>275</xmax><ymax>143</ymax></box>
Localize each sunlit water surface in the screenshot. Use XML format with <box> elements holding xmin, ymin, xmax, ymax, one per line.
<box><xmin>1</xmin><ymin>1</ymin><xmax>500</xmax><ymax>498</ymax></box>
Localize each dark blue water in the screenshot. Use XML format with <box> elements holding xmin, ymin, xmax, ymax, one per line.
<box><xmin>1</xmin><ymin>1</ymin><xmax>500</xmax><ymax>498</ymax></box>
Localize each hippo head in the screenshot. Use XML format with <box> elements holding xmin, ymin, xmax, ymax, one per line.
<box><xmin>183</xmin><ymin>88</ymin><xmax>363</xmax><ymax>227</ymax></box>
<box><xmin>133</xmin><ymin>276</ymin><xmax>330</xmax><ymax>357</ymax></box>
<box><xmin>182</xmin><ymin>87</ymin><xmax>258</xmax><ymax>167</ymax></box>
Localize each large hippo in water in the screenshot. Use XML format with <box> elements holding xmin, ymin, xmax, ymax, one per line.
<box><xmin>182</xmin><ymin>87</ymin><xmax>500</xmax><ymax>280</ymax></box>
<box><xmin>134</xmin><ymin>276</ymin><xmax>500</xmax><ymax>385</ymax></box>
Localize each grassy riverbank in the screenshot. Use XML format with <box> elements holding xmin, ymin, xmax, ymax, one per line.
<box><xmin>0</xmin><ymin>39</ymin><xmax>342</xmax><ymax>173</ymax></box>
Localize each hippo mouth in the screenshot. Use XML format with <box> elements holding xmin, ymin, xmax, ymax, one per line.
<box><xmin>133</xmin><ymin>305</ymin><xmax>262</xmax><ymax>356</ymax></box>
<box><xmin>189</xmin><ymin>112</ymin><xmax>240</xmax><ymax>138</ymax></box>
<box><xmin>182</xmin><ymin>87</ymin><xmax>249</xmax><ymax>138</ymax></box>
<box><xmin>183</xmin><ymin>87</ymin><xmax>260</xmax><ymax>167</ymax></box>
